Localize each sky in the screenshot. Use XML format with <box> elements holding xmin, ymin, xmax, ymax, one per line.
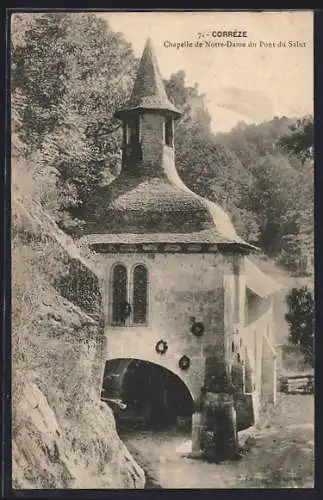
<box><xmin>98</xmin><ymin>11</ymin><xmax>313</xmax><ymax>133</ymax></box>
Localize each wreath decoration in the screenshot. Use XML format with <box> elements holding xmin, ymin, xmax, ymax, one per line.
<box><xmin>155</xmin><ymin>340</ymin><xmax>168</xmax><ymax>355</ymax></box>
<box><xmin>179</xmin><ymin>355</ymin><xmax>190</xmax><ymax>370</ymax></box>
<box><xmin>191</xmin><ymin>321</ymin><xmax>205</xmax><ymax>337</ymax></box>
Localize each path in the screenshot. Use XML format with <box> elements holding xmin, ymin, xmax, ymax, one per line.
<box><xmin>122</xmin><ymin>394</ymin><xmax>314</xmax><ymax>489</ymax></box>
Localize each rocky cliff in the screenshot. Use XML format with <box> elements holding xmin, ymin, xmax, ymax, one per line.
<box><xmin>12</xmin><ymin>186</ymin><xmax>145</xmax><ymax>489</ymax></box>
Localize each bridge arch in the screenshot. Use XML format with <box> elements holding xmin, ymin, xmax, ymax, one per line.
<box><xmin>102</xmin><ymin>357</ymin><xmax>196</xmax><ymax>428</ymax></box>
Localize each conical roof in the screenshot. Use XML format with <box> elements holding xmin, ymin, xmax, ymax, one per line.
<box><xmin>115</xmin><ymin>37</ymin><xmax>182</xmax><ymax>120</ymax></box>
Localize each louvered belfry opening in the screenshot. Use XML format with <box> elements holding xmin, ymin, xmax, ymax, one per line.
<box><xmin>127</xmin><ymin>114</ymin><xmax>140</xmax><ymax>146</ymax></box>
<box><xmin>164</xmin><ymin>116</ymin><xmax>174</xmax><ymax>147</ymax></box>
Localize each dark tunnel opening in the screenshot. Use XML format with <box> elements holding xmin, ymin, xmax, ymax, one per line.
<box><xmin>102</xmin><ymin>359</ymin><xmax>195</xmax><ymax>431</ymax></box>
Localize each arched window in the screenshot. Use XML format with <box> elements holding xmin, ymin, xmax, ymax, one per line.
<box><xmin>132</xmin><ymin>264</ymin><xmax>148</xmax><ymax>324</ymax></box>
<box><xmin>111</xmin><ymin>264</ymin><xmax>128</xmax><ymax>326</ymax></box>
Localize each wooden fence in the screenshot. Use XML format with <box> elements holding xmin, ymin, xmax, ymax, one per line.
<box><xmin>279</xmin><ymin>373</ymin><xmax>314</xmax><ymax>394</ymax></box>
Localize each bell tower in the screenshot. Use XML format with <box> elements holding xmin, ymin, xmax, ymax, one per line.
<box><xmin>114</xmin><ymin>38</ymin><xmax>182</xmax><ymax>178</ymax></box>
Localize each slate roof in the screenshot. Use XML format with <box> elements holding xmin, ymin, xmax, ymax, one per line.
<box><xmin>82</xmin><ymin>171</ymin><xmax>257</xmax><ymax>250</ymax></box>
<box><xmin>114</xmin><ymin>37</ymin><xmax>182</xmax><ymax>120</ymax></box>
<box><xmin>79</xmin><ymin>231</ymin><xmax>258</xmax><ymax>249</ymax></box>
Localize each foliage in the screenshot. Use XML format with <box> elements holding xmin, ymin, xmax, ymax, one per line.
<box><xmin>164</xmin><ymin>70</ymin><xmax>212</xmax><ymax>132</ymax></box>
<box><xmin>247</xmin><ymin>154</ymin><xmax>299</xmax><ymax>255</ymax></box>
<box><xmin>176</xmin><ymin>127</ymin><xmax>249</xmax><ymax>204</ymax></box>
<box><xmin>285</xmin><ymin>287</ymin><xmax>315</xmax><ymax>366</ymax></box>
<box><xmin>11</xmin><ymin>12</ymin><xmax>136</xmax><ymax>228</ymax></box>
<box><xmin>217</xmin><ymin>116</ymin><xmax>292</xmax><ymax>165</ymax></box>
<box><xmin>279</xmin><ymin>115</ymin><xmax>314</xmax><ymax>163</ymax></box>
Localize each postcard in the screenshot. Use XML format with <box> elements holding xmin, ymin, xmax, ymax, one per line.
<box><xmin>10</xmin><ymin>10</ymin><xmax>314</xmax><ymax>491</ymax></box>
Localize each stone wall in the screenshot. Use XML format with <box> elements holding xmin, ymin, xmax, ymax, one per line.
<box><xmin>140</xmin><ymin>114</ymin><xmax>166</xmax><ymax>177</ymax></box>
<box><xmin>88</xmin><ymin>248</ymin><xmax>277</xmax><ymax>430</ymax></box>
<box><xmin>91</xmin><ymin>251</ymin><xmax>230</xmax><ymax>404</ymax></box>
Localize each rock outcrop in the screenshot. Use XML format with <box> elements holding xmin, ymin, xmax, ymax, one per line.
<box><xmin>12</xmin><ymin>187</ymin><xmax>145</xmax><ymax>489</ymax></box>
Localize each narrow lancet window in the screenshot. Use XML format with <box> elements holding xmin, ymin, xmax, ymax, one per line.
<box><xmin>112</xmin><ymin>264</ymin><xmax>128</xmax><ymax>325</ymax></box>
<box><xmin>133</xmin><ymin>265</ymin><xmax>148</xmax><ymax>324</ymax></box>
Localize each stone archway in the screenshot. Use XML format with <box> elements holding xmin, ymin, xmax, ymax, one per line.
<box><xmin>101</xmin><ymin>358</ymin><xmax>195</xmax><ymax>430</ymax></box>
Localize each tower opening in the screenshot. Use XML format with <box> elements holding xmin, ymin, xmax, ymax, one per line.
<box><xmin>127</xmin><ymin>114</ymin><xmax>140</xmax><ymax>146</ymax></box>
<box><xmin>164</xmin><ymin>116</ymin><xmax>174</xmax><ymax>147</ymax></box>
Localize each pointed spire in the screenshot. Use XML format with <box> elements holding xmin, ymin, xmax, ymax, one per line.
<box><xmin>115</xmin><ymin>37</ymin><xmax>182</xmax><ymax>120</ymax></box>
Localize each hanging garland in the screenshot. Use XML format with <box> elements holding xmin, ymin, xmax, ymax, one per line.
<box><xmin>155</xmin><ymin>340</ymin><xmax>168</xmax><ymax>355</ymax></box>
<box><xmin>191</xmin><ymin>321</ymin><xmax>205</xmax><ymax>337</ymax></box>
<box><xmin>179</xmin><ymin>355</ymin><xmax>190</xmax><ymax>370</ymax></box>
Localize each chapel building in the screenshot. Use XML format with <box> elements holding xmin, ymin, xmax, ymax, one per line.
<box><xmin>78</xmin><ymin>38</ymin><xmax>281</xmax><ymax>455</ymax></box>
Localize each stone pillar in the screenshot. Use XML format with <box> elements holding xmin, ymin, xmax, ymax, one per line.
<box><xmin>223</xmin><ymin>271</ymin><xmax>234</xmax><ymax>368</ymax></box>
<box><xmin>272</xmin><ymin>356</ymin><xmax>277</xmax><ymax>406</ymax></box>
<box><xmin>201</xmin><ymin>391</ymin><xmax>239</xmax><ymax>463</ymax></box>
<box><xmin>223</xmin><ymin>254</ymin><xmax>245</xmax><ymax>371</ymax></box>
<box><xmin>191</xmin><ymin>412</ymin><xmax>202</xmax><ymax>453</ymax></box>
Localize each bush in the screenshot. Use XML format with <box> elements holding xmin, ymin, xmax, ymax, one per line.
<box><xmin>285</xmin><ymin>286</ymin><xmax>314</xmax><ymax>367</ymax></box>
